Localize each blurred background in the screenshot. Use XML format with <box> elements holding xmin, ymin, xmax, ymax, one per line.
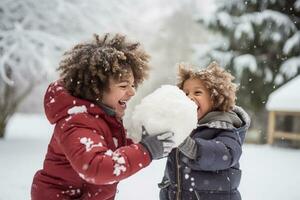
<box><xmin>1</xmin><ymin>0</ymin><xmax>300</xmax><ymax>199</ymax></box>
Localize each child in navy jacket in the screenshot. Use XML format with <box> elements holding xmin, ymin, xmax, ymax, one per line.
<box><xmin>159</xmin><ymin>62</ymin><xmax>251</xmax><ymax>200</ymax></box>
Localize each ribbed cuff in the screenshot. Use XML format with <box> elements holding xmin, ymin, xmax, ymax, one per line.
<box><xmin>178</xmin><ymin>137</ymin><xmax>197</xmax><ymax>160</ymax></box>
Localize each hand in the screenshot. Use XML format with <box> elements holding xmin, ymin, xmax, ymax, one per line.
<box><xmin>140</xmin><ymin>126</ymin><xmax>175</xmax><ymax>160</ymax></box>
<box><xmin>178</xmin><ymin>136</ymin><xmax>197</xmax><ymax>160</ymax></box>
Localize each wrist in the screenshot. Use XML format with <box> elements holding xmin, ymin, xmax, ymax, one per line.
<box><xmin>139</xmin><ymin>142</ymin><xmax>153</xmax><ymax>160</ymax></box>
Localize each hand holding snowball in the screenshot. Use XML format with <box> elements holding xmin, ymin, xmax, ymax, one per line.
<box><xmin>140</xmin><ymin>126</ymin><xmax>175</xmax><ymax>160</ymax></box>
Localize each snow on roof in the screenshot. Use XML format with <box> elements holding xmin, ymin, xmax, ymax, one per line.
<box><xmin>266</xmin><ymin>75</ymin><xmax>300</xmax><ymax>112</ymax></box>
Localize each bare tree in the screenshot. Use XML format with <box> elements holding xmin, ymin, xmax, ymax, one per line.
<box><xmin>0</xmin><ymin>0</ymin><xmax>151</xmax><ymax>138</ymax></box>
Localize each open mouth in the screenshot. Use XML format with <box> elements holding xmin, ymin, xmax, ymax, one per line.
<box><xmin>194</xmin><ymin>102</ymin><xmax>200</xmax><ymax>112</ymax></box>
<box><xmin>118</xmin><ymin>100</ymin><xmax>127</xmax><ymax>108</ymax></box>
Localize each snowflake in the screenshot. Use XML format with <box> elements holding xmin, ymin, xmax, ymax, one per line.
<box><xmin>222</xmin><ymin>155</ymin><xmax>229</xmax><ymax>161</ymax></box>
<box><xmin>184</xmin><ymin>174</ymin><xmax>189</xmax><ymax>179</ymax></box>
<box><xmin>56</xmin><ymin>87</ymin><xmax>63</xmax><ymax>91</ymax></box>
<box><xmin>80</xmin><ymin>137</ymin><xmax>103</xmax><ymax>152</ymax></box>
<box><xmin>105</xmin><ymin>150</ymin><xmax>113</xmax><ymax>156</ymax></box>
<box><xmin>113</xmin><ymin>164</ymin><xmax>127</xmax><ymax>176</ymax></box>
<box><xmin>67</xmin><ymin>105</ymin><xmax>87</xmax><ymax>115</ymax></box>
<box><xmin>113</xmin><ymin>137</ymin><xmax>118</xmax><ymax>147</ymax></box>
<box><xmin>65</xmin><ymin>116</ymin><xmax>72</xmax><ymax>122</ymax></box>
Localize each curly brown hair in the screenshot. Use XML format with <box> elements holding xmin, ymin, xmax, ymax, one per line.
<box><xmin>177</xmin><ymin>61</ymin><xmax>237</xmax><ymax>112</ymax></box>
<box><xmin>57</xmin><ymin>33</ymin><xmax>150</xmax><ymax>103</ymax></box>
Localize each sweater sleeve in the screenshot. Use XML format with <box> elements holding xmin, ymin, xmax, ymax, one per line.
<box><xmin>55</xmin><ymin>114</ymin><xmax>151</xmax><ymax>185</ymax></box>
<box><xmin>185</xmin><ymin>129</ymin><xmax>242</xmax><ymax>171</ymax></box>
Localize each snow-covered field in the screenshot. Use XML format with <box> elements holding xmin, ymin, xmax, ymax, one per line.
<box><xmin>1</xmin><ymin>114</ymin><xmax>300</xmax><ymax>200</ymax></box>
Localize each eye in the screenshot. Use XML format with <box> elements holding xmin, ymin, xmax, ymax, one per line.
<box><xmin>195</xmin><ymin>91</ymin><xmax>203</xmax><ymax>95</ymax></box>
<box><xmin>118</xmin><ymin>83</ymin><xmax>128</xmax><ymax>89</ymax></box>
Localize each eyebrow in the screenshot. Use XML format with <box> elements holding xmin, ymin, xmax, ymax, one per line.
<box><xmin>116</xmin><ymin>80</ymin><xmax>134</xmax><ymax>85</ymax></box>
<box><xmin>184</xmin><ymin>86</ymin><xmax>204</xmax><ymax>90</ymax></box>
<box><xmin>194</xmin><ymin>87</ymin><xmax>205</xmax><ymax>90</ymax></box>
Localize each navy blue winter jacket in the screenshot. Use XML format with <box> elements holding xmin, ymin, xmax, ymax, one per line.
<box><xmin>159</xmin><ymin>106</ymin><xmax>251</xmax><ymax>200</ymax></box>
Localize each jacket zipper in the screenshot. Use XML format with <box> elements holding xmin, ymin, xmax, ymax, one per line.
<box><xmin>175</xmin><ymin>149</ymin><xmax>181</xmax><ymax>200</ymax></box>
<box><xmin>194</xmin><ymin>190</ymin><xmax>200</xmax><ymax>200</ymax></box>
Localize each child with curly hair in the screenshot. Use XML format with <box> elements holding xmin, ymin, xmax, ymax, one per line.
<box><xmin>31</xmin><ymin>33</ymin><xmax>174</xmax><ymax>200</ymax></box>
<box><xmin>159</xmin><ymin>62</ymin><xmax>251</xmax><ymax>200</ymax></box>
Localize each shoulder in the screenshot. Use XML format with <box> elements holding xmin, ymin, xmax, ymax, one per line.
<box><xmin>191</xmin><ymin>126</ymin><xmax>223</xmax><ymax>139</ymax></box>
<box><xmin>192</xmin><ymin>124</ymin><xmax>239</xmax><ymax>138</ymax></box>
<box><xmin>56</xmin><ymin>112</ymin><xmax>110</xmax><ymax>134</ymax></box>
<box><xmin>199</xmin><ymin>121</ymin><xmax>235</xmax><ymax>130</ymax></box>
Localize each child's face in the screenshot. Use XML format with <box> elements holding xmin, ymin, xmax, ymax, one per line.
<box><xmin>102</xmin><ymin>71</ymin><xmax>136</xmax><ymax>119</ymax></box>
<box><xmin>182</xmin><ymin>78</ymin><xmax>213</xmax><ymax>120</ymax></box>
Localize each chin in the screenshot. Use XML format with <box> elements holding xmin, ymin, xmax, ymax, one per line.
<box><xmin>198</xmin><ymin>114</ymin><xmax>204</xmax><ymax>120</ymax></box>
<box><xmin>116</xmin><ymin>112</ymin><xmax>125</xmax><ymax>119</ymax></box>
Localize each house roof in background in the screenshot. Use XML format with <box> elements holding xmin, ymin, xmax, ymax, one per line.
<box><xmin>266</xmin><ymin>75</ymin><xmax>300</xmax><ymax>112</ymax></box>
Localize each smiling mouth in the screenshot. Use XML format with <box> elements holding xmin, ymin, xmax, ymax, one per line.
<box><xmin>118</xmin><ymin>100</ymin><xmax>127</xmax><ymax>108</ymax></box>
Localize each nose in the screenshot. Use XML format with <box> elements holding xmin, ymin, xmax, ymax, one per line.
<box><xmin>127</xmin><ymin>86</ymin><xmax>135</xmax><ymax>97</ymax></box>
<box><xmin>187</xmin><ymin>94</ymin><xmax>195</xmax><ymax>101</ymax></box>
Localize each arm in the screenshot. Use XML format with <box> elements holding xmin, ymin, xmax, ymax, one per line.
<box><xmin>55</xmin><ymin>115</ymin><xmax>152</xmax><ymax>185</ymax></box>
<box><xmin>179</xmin><ymin>129</ymin><xmax>242</xmax><ymax>171</ymax></box>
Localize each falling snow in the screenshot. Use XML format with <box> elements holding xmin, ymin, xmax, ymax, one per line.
<box><xmin>185</xmin><ymin>174</ymin><xmax>189</xmax><ymax>179</ymax></box>
<box><xmin>2</xmin><ymin>114</ymin><xmax>300</xmax><ymax>200</ymax></box>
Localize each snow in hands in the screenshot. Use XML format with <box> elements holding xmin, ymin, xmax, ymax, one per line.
<box><xmin>131</xmin><ymin>85</ymin><xmax>198</xmax><ymax>146</ymax></box>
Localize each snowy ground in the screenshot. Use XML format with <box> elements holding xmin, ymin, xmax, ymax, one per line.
<box><xmin>1</xmin><ymin>114</ymin><xmax>300</xmax><ymax>200</ymax></box>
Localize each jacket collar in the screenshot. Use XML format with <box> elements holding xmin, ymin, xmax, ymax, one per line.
<box><xmin>98</xmin><ymin>102</ymin><xmax>116</xmax><ymax>117</ymax></box>
<box><xmin>197</xmin><ymin>106</ymin><xmax>251</xmax><ymax>131</ymax></box>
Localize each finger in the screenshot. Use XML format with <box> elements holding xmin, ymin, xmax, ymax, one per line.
<box><xmin>157</xmin><ymin>132</ymin><xmax>173</xmax><ymax>140</ymax></box>
<box><xmin>163</xmin><ymin>145</ymin><xmax>173</xmax><ymax>151</ymax></box>
<box><xmin>163</xmin><ymin>143</ymin><xmax>174</xmax><ymax>148</ymax></box>
<box><xmin>163</xmin><ymin>149</ymin><xmax>172</xmax><ymax>155</ymax></box>
<box><xmin>163</xmin><ymin>141</ymin><xmax>175</xmax><ymax>146</ymax></box>
<box><xmin>164</xmin><ymin>139</ymin><xmax>175</xmax><ymax>144</ymax></box>
<box><xmin>163</xmin><ymin>143</ymin><xmax>175</xmax><ymax>148</ymax></box>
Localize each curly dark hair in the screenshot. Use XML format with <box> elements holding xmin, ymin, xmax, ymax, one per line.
<box><xmin>57</xmin><ymin>33</ymin><xmax>150</xmax><ymax>103</ymax></box>
<box><xmin>177</xmin><ymin>62</ymin><xmax>238</xmax><ymax>112</ymax></box>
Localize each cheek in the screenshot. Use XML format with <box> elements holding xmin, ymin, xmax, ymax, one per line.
<box><xmin>206</xmin><ymin>99</ymin><xmax>214</xmax><ymax>111</ymax></box>
<box><xmin>103</xmin><ymin>92</ymin><xmax>118</xmax><ymax>106</ymax></box>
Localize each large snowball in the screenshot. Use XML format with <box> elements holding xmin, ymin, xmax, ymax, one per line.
<box><xmin>131</xmin><ymin>85</ymin><xmax>198</xmax><ymax>146</ymax></box>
